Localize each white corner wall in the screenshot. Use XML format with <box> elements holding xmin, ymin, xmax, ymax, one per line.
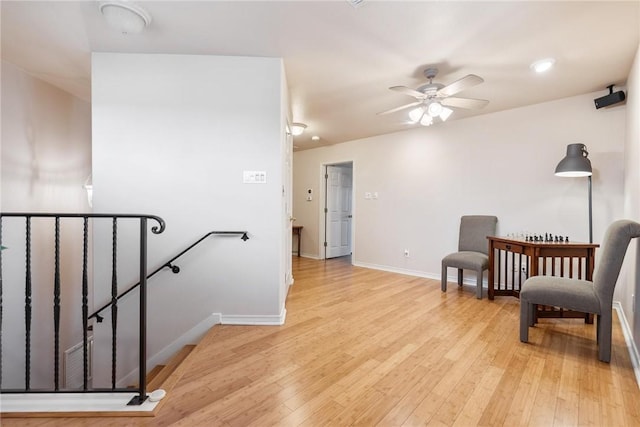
<box><xmin>1</xmin><ymin>61</ymin><xmax>92</xmax><ymax>388</ymax></box>
<box><xmin>91</xmin><ymin>53</ymin><xmax>286</xmax><ymax>385</ymax></box>
<box><xmin>619</xmin><ymin>43</ymin><xmax>640</xmax><ymax>350</ymax></box>
<box><xmin>293</xmin><ymin>91</ymin><xmax>625</xmax><ymax>280</ymax></box>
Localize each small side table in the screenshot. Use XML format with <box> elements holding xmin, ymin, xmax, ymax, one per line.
<box><xmin>292</xmin><ymin>226</ymin><xmax>303</xmax><ymax>256</ymax></box>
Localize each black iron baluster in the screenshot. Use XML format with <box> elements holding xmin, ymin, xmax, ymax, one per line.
<box><xmin>128</xmin><ymin>218</ymin><xmax>148</xmax><ymax>405</ymax></box>
<box><xmin>25</xmin><ymin>216</ymin><xmax>32</xmax><ymax>390</ymax></box>
<box><xmin>81</xmin><ymin>217</ymin><xmax>89</xmax><ymax>390</ymax></box>
<box><xmin>138</xmin><ymin>217</ymin><xmax>148</xmax><ymax>404</ymax></box>
<box><xmin>54</xmin><ymin>217</ymin><xmax>61</xmax><ymax>390</ymax></box>
<box><xmin>111</xmin><ymin>218</ymin><xmax>118</xmax><ymax>389</ymax></box>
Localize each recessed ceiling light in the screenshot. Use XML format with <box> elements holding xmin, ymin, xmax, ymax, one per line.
<box><xmin>311</xmin><ymin>135</ymin><xmax>320</xmax><ymax>141</ymax></box>
<box><xmin>530</xmin><ymin>58</ymin><xmax>556</xmax><ymax>73</ymax></box>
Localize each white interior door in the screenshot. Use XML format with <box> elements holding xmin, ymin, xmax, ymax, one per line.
<box><xmin>326</xmin><ymin>165</ymin><xmax>353</xmax><ymax>258</ymax></box>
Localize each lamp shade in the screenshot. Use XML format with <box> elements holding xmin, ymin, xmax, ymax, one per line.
<box><xmin>427</xmin><ymin>101</ymin><xmax>443</xmax><ymax>117</ymax></box>
<box><xmin>555</xmin><ymin>143</ymin><xmax>592</xmax><ymax>177</ymax></box>
<box><xmin>408</xmin><ymin>107</ymin><xmax>424</xmax><ymax>123</ymax></box>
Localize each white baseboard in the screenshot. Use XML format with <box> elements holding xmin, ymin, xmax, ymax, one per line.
<box><xmin>117</xmin><ymin>313</ymin><xmax>221</xmax><ymax>388</ymax></box>
<box><xmin>613</xmin><ymin>301</ymin><xmax>640</xmax><ymax>388</ymax></box>
<box><xmin>221</xmin><ymin>307</ymin><xmax>286</xmax><ymax>325</ymax></box>
<box><xmin>352</xmin><ymin>261</ymin><xmax>487</xmax><ymax>288</ymax></box>
<box><xmin>353</xmin><ymin>261</ymin><xmax>439</xmax><ymax>280</ymax></box>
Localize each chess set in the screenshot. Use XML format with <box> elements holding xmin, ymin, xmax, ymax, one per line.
<box><xmin>506</xmin><ymin>233</ymin><xmax>570</xmax><ymax>243</ymax></box>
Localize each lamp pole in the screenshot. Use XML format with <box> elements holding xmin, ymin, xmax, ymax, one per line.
<box><xmin>588</xmin><ymin>175</ymin><xmax>593</xmax><ymax>243</ymax></box>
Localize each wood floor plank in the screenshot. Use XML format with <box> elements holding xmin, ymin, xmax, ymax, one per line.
<box><xmin>502</xmin><ymin>354</ymin><xmax>546</xmax><ymax>426</ymax></box>
<box><xmin>4</xmin><ymin>256</ymin><xmax>640</xmax><ymax>426</ymax></box>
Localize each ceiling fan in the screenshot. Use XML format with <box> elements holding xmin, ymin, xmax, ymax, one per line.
<box><xmin>379</xmin><ymin>67</ymin><xmax>489</xmax><ymax>126</ymax></box>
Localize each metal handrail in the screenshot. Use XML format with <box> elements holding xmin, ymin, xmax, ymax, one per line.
<box><xmin>0</xmin><ymin>212</ymin><xmax>165</xmax><ymax>233</ymax></box>
<box><xmin>88</xmin><ymin>230</ymin><xmax>249</xmax><ymax>322</ymax></box>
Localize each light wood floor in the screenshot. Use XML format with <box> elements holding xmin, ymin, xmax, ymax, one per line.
<box><xmin>4</xmin><ymin>256</ymin><xmax>640</xmax><ymax>426</ymax></box>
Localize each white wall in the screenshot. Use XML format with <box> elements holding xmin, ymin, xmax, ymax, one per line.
<box><xmin>91</xmin><ymin>53</ymin><xmax>287</xmax><ymax>385</ymax></box>
<box><xmin>618</xmin><ymin>43</ymin><xmax>640</xmax><ymax>350</ymax></box>
<box><xmin>294</xmin><ymin>91</ymin><xmax>625</xmax><ymax>281</ymax></box>
<box><xmin>1</xmin><ymin>61</ymin><xmax>91</xmax><ymax>388</ymax></box>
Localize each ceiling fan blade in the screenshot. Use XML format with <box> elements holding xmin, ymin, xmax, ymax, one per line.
<box><xmin>441</xmin><ymin>97</ymin><xmax>489</xmax><ymax>110</ymax></box>
<box><xmin>437</xmin><ymin>74</ymin><xmax>484</xmax><ymax>97</ymax></box>
<box><xmin>377</xmin><ymin>100</ymin><xmax>422</xmax><ymax>115</ymax></box>
<box><xmin>389</xmin><ymin>86</ymin><xmax>426</xmax><ymax>99</ymax></box>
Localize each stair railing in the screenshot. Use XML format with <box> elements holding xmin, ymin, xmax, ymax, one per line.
<box><xmin>0</xmin><ymin>213</ymin><xmax>249</xmax><ymax>406</ymax></box>
<box><xmin>0</xmin><ymin>213</ymin><xmax>164</xmax><ymax>405</ymax></box>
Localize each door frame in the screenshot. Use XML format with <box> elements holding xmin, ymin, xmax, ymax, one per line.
<box><xmin>318</xmin><ymin>160</ymin><xmax>355</xmax><ymax>261</ymax></box>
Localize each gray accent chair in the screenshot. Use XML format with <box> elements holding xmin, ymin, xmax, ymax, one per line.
<box><xmin>520</xmin><ymin>219</ymin><xmax>640</xmax><ymax>362</ymax></box>
<box><xmin>441</xmin><ymin>215</ymin><xmax>498</xmax><ymax>299</ymax></box>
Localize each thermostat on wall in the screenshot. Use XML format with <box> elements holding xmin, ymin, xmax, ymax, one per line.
<box><xmin>243</xmin><ymin>171</ymin><xmax>267</xmax><ymax>184</ymax></box>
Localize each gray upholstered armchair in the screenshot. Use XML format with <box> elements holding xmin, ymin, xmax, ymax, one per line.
<box><xmin>520</xmin><ymin>219</ymin><xmax>640</xmax><ymax>362</ymax></box>
<box><xmin>441</xmin><ymin>215</ymin><xmax>498</xmax><ymax>299</ymax></box>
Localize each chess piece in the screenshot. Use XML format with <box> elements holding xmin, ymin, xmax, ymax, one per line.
<box><xmin>565</xmin><ymin>236</ymin><xmax>569</xmax><ymax>242</ymax></box>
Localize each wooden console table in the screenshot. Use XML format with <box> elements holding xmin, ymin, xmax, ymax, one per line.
<box><xmin>487</xmin><ymin>236</ymin><xmax>599</xmax><ymax>320</ymax></box>
<box><xmin>292</xmin><ymin>225</ymin><xmax>303</xmax><ymax>256</ymax></box>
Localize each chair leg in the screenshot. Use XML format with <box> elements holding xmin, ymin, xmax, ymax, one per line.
<box><xmin>529</xmin><ymin>304</ymin><xmax>535</xmax><ymax>326</ymax></box>
<box><xmin>457</xmin><ymin>269</ymin><xmax>463</xmax><ymax>286</ymax></box>
<box><xmin>520</xmin><ymin>299</ymin><xmax>530</xmax><ymax>342</ymax></box>
<box><xmin>475</xmin><ymin>269</ymin><xmax>483</xmax><ymax>299</ymax></box>
<box><xmin>598</xmin><ymin>311</ymin><xmax>612</xmax><ymax>363</ymax></box>
<box><xmin>441</xmin><ymin>263</ymin><xmax>448</xmax><ymax>292</ymax></box>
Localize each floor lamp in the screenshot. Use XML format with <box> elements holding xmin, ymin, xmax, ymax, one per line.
<box><xmin>555</xmin><ymin>143</ymin><xmax>593</xmax><ymax>243</ymax></box>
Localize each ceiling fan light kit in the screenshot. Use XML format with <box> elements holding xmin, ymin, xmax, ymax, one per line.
<box><xmin>409</xmin><ymin>102</ymin><xmax>454</xmax><ymax>126</ymax></box>
<box><xmin>379</xmin><ymin>67</ymin><xmax>488</xmax><ymax>126</ymax></box>
<box><xmin>99</xmin><ymin>1</ymin><xmax>151</xmax><ymax>34</ymax></box>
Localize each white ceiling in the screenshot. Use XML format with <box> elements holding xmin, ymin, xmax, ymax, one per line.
<box><xmin>2</xmin><ymin>1</ymin><xmax>639</xmax><ymax>151</ymax></box>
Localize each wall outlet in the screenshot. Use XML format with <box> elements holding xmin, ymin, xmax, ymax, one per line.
<box><xmin>404</xmin><ymin>249</ymin><xmax>410</xmax><ymax>257</ymax></box>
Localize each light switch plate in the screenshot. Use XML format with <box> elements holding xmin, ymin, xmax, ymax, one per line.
<box><xmin>243</xmin><ymin>171</ymin><xmax>267</xmax><ymax>184</ymax></box>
